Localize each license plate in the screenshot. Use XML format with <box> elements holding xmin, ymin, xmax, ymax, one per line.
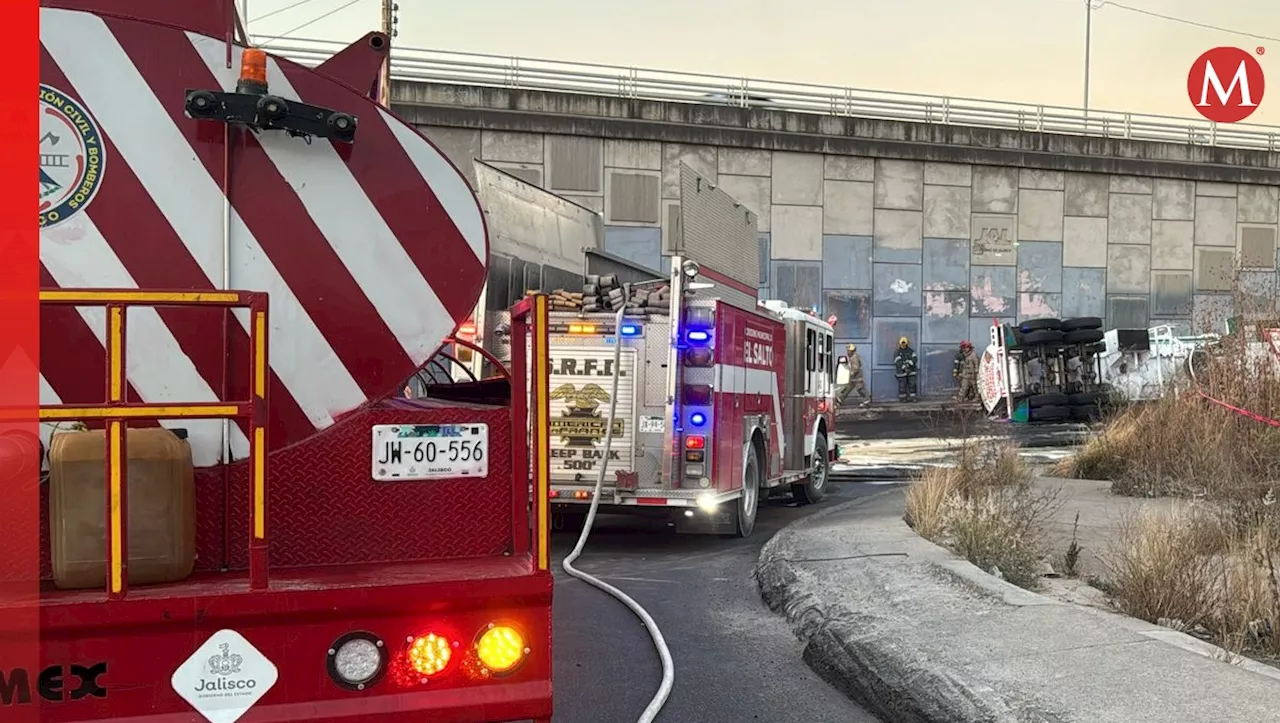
<box><xmin>639</xmin><ymin>415</ymin><xmax>665</xmax><ymax>434</ymax></box>
<box><xmin>371</xmin><ymin>424</ymin><xmax>489</xmax><ymax>481</ymax></box>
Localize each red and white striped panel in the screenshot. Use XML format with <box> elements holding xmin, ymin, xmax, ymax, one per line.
<box><xmin>38</xmin><ymin>7</ymin><xmax>488</xmax><ymax>467</ymax></box>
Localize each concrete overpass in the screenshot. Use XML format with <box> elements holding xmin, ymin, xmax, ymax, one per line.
<box><xmin>263</xmin><ymin>42</ymin><xmax>1280</xmax><ymax>397</ymax></box>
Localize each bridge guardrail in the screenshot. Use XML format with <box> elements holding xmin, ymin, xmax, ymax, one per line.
<box><xmin>253</xmin><ymin>36</ymin><xmax>1280</xmax><ymax>153</ymax></box>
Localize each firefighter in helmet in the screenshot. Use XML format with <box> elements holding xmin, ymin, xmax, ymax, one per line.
<box><xmin>892</xmin><ymin>336</ymin><xmax>918</xmax><ymax>402</ymax></box>
<box><xmin>835</xmin><ymin>343</ymin><xmax>869</xmax><ymax>407</ymax></box>
<box><xmin>953</xmin><ymin>340</ymin><xmax>980</xmax><ymax>404</ymax></box>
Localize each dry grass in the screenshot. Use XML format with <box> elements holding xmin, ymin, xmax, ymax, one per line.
<box><xmin>905</xmin><ymin>442</ymin><xmax>1059</xmax><ymax>590</ymax></box>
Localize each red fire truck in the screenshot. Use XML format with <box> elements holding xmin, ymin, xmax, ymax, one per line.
<box><xmin>544</xmin><ymin>257</ymin><xmax>838</xmax><ymax>537</ymax></box>
<box><xmin>8</xmin><ymin>3</ymin><xmax>553</xmax><ymax>722</ymax></box>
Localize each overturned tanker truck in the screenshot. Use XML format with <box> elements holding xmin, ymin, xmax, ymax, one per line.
<box><xmin>14</xmin><ymin>3</ymin><xmax>554</xmax><ymax>722</ymax></box>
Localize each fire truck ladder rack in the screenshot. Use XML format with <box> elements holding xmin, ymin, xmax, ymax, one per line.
<box><xmin>39</xmin><ymin>288</ymin><xmax>271</xmax><ymax>601</ymax></box>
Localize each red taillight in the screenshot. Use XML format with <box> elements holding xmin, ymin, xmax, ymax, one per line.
<box><xmin>683</xmin><ymin>384</ymin><xmax>713</xmax><ymax>405</ymax></box>
<box><xmin>817</xmin><ymin>400</ymin><xmax>828</xmax><ymax>413</ymax></box>
<box><xmin>685</xmin><ymin>435</ymin><xmax>706</xmax><ymax>450</ymax></box>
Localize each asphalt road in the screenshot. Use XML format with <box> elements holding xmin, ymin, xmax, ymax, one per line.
<box><xmin>547</xmin><ymin>477</ymin><xmax>898</xmax><ymax>723</ymax></box>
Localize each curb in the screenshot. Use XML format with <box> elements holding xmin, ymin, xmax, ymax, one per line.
<box><xmin>756</xmin><ymin>491</ymin><xmax>1280</xmax><ymax>723</ymax></box>
<box><xmin>755</xmin><ymin>491</ymin><xmax>1031</xmax><ymax>723</ymax></box>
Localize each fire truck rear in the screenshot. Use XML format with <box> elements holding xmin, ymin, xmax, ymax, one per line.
<box><xmin>8</xmin><ymin>3</ymin><xmax>552</xmax><ymax>722</ymax></box>
<box><xmin>544</xmin><ymin>257</ymin><xmax>838</xmax><ymax>537</ymax></box>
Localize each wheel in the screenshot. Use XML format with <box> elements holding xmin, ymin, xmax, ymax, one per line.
<box><xmin>1029</xmin><ymin>404</ymin><xmax>1069</xmax><ymax>422</ymax></box>
<box><xmin>1028</xmin><ymin>392</ymin><xmax>1069</xmax><ymax>407</ymax></box>
<box><xmin>735</xmin><ymin>443</ymin><xmax>761</xmax><ymax>537</ymax></box>
<box><xmin>1020</xmin><ymin>317</ymin><xmax>1062</xmax><ymax>332</ymax></box>
<box><xmin>1070</xmin><ymin>403</ymin><xmax>1101</xmax><ymax>421</ymax></box>
<box><xmin>792</xmin><ymin>432</ymin><xmax>829</xmax><ymax>506</ymax></box>
<box><xmin>1061</xmin><ymin>316</ymin><xmax>1103</xmax><ymax>332</ymax></box>
<box><xmin>1068</xmin><ymin>391</ymin><xmax>1100</xmax><ymax>406</ymax></box>
<box><xmin>1018</xmin><ymin>329</ymin><xmax>1064</xmax><ymax>346</ymax></box>
<box><xmin>1063</xmin><ymin>329</ymin><xmax>1105</xmax><ymax>345</ymax></box>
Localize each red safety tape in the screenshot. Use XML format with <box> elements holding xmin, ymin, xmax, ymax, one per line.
<box><xmin>1195</xmin><ymin>390</ymin><xmax>1280</xmax><ymax>427</ymax></box>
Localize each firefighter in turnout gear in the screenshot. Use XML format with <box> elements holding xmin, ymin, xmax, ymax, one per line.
<box><xmin>953</xmin><ymin>340</ymin><xmax>980</xmax><ymax>404</ymax></box>
<box><xmin>835</xmin><ymin>344</ymin><xmax>869</xmax><ymax>407</ymax></box>
<box><xmin>893</xmin><ymin>336</ymin><xmax>918</xmax><ymax>402</ymax></box>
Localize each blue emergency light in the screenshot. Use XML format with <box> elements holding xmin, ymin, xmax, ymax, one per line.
<box><xmin>619</xmin><ymin>322</ymin><xmax>642</xmax><ymax>337</ymax></box>
<box><xmin>690</xmin><ymin>412</ymin><xmax>707</xmax><ymax>427</ymax></box>
<box><xmin>687</xmin><ymin>330</ymin><xmax>710</xmax><ymax>343</ymax></box>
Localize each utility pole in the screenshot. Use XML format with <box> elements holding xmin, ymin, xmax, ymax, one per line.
<box><xmin>1083</xmin><ymin>0</ymin><xmax>1093</xmax><ymax>113</ymax></box>
<box><xmin>378</xmin><ymin>0</ymin><xmax>394</xmax><ymax>108</ymax></box>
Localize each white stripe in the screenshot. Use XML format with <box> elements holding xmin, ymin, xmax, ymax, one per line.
<box><xmin>714</xmin><ymin>364</ymin><xmax>786</xmax><ymax>455</ymax></box>
<box><xmin>41</xmin><ymin>8</ymin><xmax>365</xmax><ymax>433</ymax></box>
<box><xmin>187</xmin><ymin>35</ymin><xmax>456</xmax><ymax>366</ymax></box>
<box><xmin>39</xmin><ymin>217</ymin><xmax>249</xmax><ymax>466</ymax></box>
<box><xmin>378</xmin><ymin>107</ymin><xmax>487</xmax><ymax>263</ymax></box>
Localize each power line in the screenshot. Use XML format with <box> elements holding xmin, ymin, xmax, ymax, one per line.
<box><xmin>254</xmin><ymin>0</ymin><xmax>366</xmax><ymax>41</ymax></box>
<box><xmin>1096</xmin><ymin>1</ymin><xmax>1280</xmax><ymax>45</ymax></box>
<box><xmin>251</xmin><ymin>0</ymin><xmax>323</xmax><ymax>24</ymax></box>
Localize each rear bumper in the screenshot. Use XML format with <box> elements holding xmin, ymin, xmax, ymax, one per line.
<box><xmin>19</xmin><ymin>558</ymin><xmax>553</xmax><ymax>723</ymax></box>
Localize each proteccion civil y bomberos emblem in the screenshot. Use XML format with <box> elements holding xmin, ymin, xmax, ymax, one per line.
<box><xmin>39</xmin><ymin>83</ymin><xmax>106</xmax><ymax>230</ymax></box>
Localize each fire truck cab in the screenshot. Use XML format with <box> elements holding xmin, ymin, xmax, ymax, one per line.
<box><xmin>544</xmin><ymin>256</ymin><xmax>838</xmax><ymax>537</ymax></box>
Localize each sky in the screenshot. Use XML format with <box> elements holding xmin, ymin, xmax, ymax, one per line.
<box><xmin>243</xmin><ymin>0</ymin><xmax>1280</xmax><ymax>126</ymax></box>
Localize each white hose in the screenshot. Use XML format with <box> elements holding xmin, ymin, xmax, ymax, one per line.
<box><xmin>560</xmin><ymin>303</ymin><xmax>674</xmax><ymax>723</ymax></box>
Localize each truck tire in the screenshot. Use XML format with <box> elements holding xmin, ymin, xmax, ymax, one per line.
<box><xmin>1068</xmin><ymin>391</ymin><xmax>1101</xmax><ymax>406</ymax></box>
<box><xmin>1029</xmin><ymin>404</ymin><xmax>1069</xmax><ymax>422</ymax></box>
<box><xmin>1061</xmin><ymin>316</ymin><xmax>1103</xmax><ymax>332</ymax></box>
<box><xmin>1070</xmin><ymin>403</ymin><xmax>1101</xmax><ymax>421</ymax></box>
<box><xmin>1063</xmin><ymin>329</ymin><xmax>1104</xmax><ymax>345</ymax></box>
<box><xmin>1018</xmin><ymin>330</ymin><xmax>1064</xmax><ymax>347</ymax></box>
<box><xmin>736</xmin><ymin>443</ymin><xmax>761</xmax><ymax>538</ymax></box>
<box><xmin>1020</xmin><ymin>317</ymin><xmax>1062</xmax><ymax>332</ymax></box>
<box><xmin>1028</xmin><ymin>393</ymin><xmax>1069</xmax><ymax>407</ymax></box>
<box><xmin>792</xmin><ymin>432</ymin><xmax>829</xmax><ymax>506</ymax></box>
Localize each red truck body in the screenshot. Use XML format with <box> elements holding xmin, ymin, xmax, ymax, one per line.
<box><xmin>11</xmin><ymin>2</ymin><xmax>554</xmax><ymax>721</ymax></box>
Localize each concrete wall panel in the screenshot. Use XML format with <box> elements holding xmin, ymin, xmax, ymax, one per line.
<box><xmin>1195</xmin><ymin>247</ymin><xmax>1235</xmax><ymax>292</ymax></box>
<box><xmin>1151</xmin><ymin>220</ymin><xmax>1194</xmax><ymax>270</ymax></box>
<box><xmin>873</xmin><ymin>262</ymin><xmax>923</xmax><ymax>317</ymax></box>
<box><xmin>824</xmin><ymin>180</ymin><xmax>874</xmax><ymax>235</ymax></box>
<box><xmin>418</xmin><ymin>126</ymin><xmax>481</xmax><ymax>187</ymax></box>
<box><xmin>971</xmin><ymin>266</ymin><xmax>1016</xmax><ymax>316</ymax></box>
<box><xmin>923</xmin><ymin>185</ymin><xmax>971</xmax><ymax>239</ymax></box>
<box><xmin>1018</xmin><ymin>293</ymin><xmax>1061</xmax><ymax>322</ymax></box>
<box><xmin>1064</xmin><ymin>172</ymin><xmax>1109</xmax><ymax>217</ymax></box>
<box><xmin>1020</xmin><ymin>169</ymin><xmax>1065</xmax><ymax>191</ymax></box>
<box><xmin>1017</xmin><ymin>241</ymin><xmax>1063</xmax><ymax>293</ymax></box>
<box><xmin>874</xmin><ymin>160</ymin><xmax>925</xmax><ymax>211</ymax></box>
<box><xmin>922</xmin><ymin>238</ymin><xmax>970</xmax><ymax>291</ymax></box>
<box><xmin>605</xmin><ymin>139</ymin><xmax>662</xmax><ymax>170</ymax></box>
<box><xmin>717</xmin><ymin>148</ymin><xmax>770</xmax><ymax>177</ymax></box>
<box><xmin>972</xmin><ymin>166</ymin><xmax>1019</xmax><ymax>214</ymax></box>
<box><xmin>661</xmin><ymin>144</ymin><xmax>717</xmax><ymax>199</ymax></box>
<box><xmin>873</xmin><ymin>209</ymin><xmax>924</xmax><ymax>263</ymax></box>
<box><xmin>1107</xmin><ymin>295</ymin><xmax>1150</xmax><ymax>329</ymax></box>
<box><xmin>1193</xmin><ymin>294</ymin><xmax>1234</xmax><ymax>332</ymax></box>
<box><xmin>873</xmin><ymin>318</ymin><xmax>921</xmax><ymax>366</ymax></box>
<box><xmin>718</xmin><ymin>174</ymin><xmax>772</xmax><ymax>231</ymax></box>
<box><xmin>1061</xmin><ymin>267</ymin><xmax>1106</xmax><ymax>318</ymax></box>
<box><xmin>1198</xmin><ymin>182</ymin><xmax>1239</xmax><ymax>198</ymax></box>
<box><xmin>825</xmin><ymin>290</ymin><xmax>872</xmax><ymax>339</ymax></box>
<box><xmin>822</xmin><ymin>235</ymin><xmax>873</xmax><ymax>289</ymax></box>
<box><xmin>1019</xmin><ymin>189</ymin><xmax>1065</xmax><ymax>241</ymax></box>
<box><xmin>603</xmin><ymin>226</ymin><xmax>662</xmax><ymax>271</ymax></box>
<box><xmin>770</xmin><ymin>205</ymin><xmax>823</xmax><ymax>260</ymax></box>
<box><xmin>1062</xmin><ymin>216</ymin><xmax>1108</xmax><ymax>267</ymax></box>
<box><xmin>1238</xmin><ymin>185</ymin><xmax>1280</xmax><ymax>223</ymax></box>
<box><xmin>1195</xmin><ymin>196</ymin><xmax>1238</xmax><ymax>246</ymax></box>
<box><xmin>1151</xmin><ymin>270</ymin><xmax>1193</xmax><ymax>317</ymax></box>
<box><xmin>824</xmin><ymin>155</ymin><xmax>874</xmax><ymax>182</ymax></box>
<box><xmin>1110</xmin><ymin>176</ymin><xmax>1153</xmax><ymax>194</ymax></box>
<box><xmin>757</xmin><ymin>233</ymin><xmax>771</xmax><ymax>286</ymax></box>
<box><xmin>1239</xmin><ymin>270</ymin><xmax>1277</xmax><ymax>317</ymax></box>
<box><xmin>1153</xmin><ymin>179</ymin><xmax>1195</xmax><ymax>221</ymax></box>
<box><xmin>970</xmin><ymin>213</ymin><xmax>1017</xmax><ymax>265</ymax></box>
<box><xmin>925</xmin><ymin>162</ymin><xmax>972</xmax><ymax>187</ymax></box>
<box><xmin>920</xmin><ymin>344</ymin><xmax>960</xmax><ymax>395</ymax></box>
<box><xmin>772</xmin><ymin>152</ymin><xmax>824</xmax><ymax>206</ymax></box>
<box><xmin>481</xmin><ymin>130</ymin><xmax>544</xmax><ymax>163</ymax></box>
<box><xmin>771</xmin><ymin>261</ymin><xmax>823</xmax><ymax>310</ymax></box>
<box><xmin>1108</xmin><ymin>193</ymin><xmax>1153</xmax><ymax>245</ymax></box>
<box><xmin>1106</xmin><ymin>244</ymin><xmax>1152</xmax><ymax>293</ymax></box>
<box><xmin>922</xmin><ymin>292</ymin><xmax>969</xmax><ymax>343</ymax></box>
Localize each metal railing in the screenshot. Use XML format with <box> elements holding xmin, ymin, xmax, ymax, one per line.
<box><xmin>253</xmin><ymin>36</ymin><xmax>1280</xmax><ymax>153</ymax></box>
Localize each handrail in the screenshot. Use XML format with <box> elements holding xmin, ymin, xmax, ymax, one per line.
<box><xmin>253</xmin><ymin>36</ymin><xmax>1280</xmax><ymax>153</ymax></box>
<box><xmin>39</xmin><ymin>289</ymin><xmax>270</xmax><ymax>600</ymax></box>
